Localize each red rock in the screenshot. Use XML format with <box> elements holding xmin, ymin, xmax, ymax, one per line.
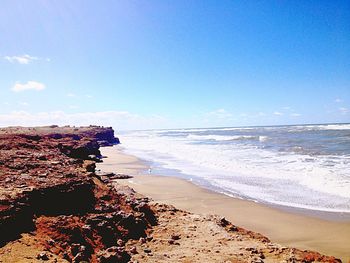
<box><xmin>0</xmin><ymin>126</ymin><xmax>155</xmax><ymax>263</ymax></box>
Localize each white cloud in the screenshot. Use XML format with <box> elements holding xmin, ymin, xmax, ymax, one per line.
<box><xmin>67</xmin><ymin>93</ymin><xmax>76</xmax><ymax>97</ymax></box>
<box><xmin>335</xmin><ymin>98</ymin><xmax>342</xmax><ymax>103</ymax></box>
<box><xmin>85</xmin><ymin>95</ymin><xmax>93</xmax><ymax>98</ymax></box>
<box><xmin>0</xmin><ymin>110</ymin><xmax>168</xmax><ymax>131</ymax></box>
<box><xmin>290</xmin><ymin>113</ymin><xmax>301</xmax><ymax>117</ymax></box>
<box><xmin>4</xmin><ymin>54</ymin><xmax>38</xmax><ymax>64</ymax></box>
<box><xmin>207</xmin><ymin>109</ymin><xmax>233</xmax><ymax>119</ymax></box>
<box><xmin>282</xmin><ymin>106</ymin><xmax>291</xmax><ymax>110</ymax></box>
<box><xmin>273</xmin><ymin>111</ymin><xmax>283</xmax><ymax>116</ymax></box>
<box><xmin>4</xmin><ymin>54</ymin><xmax>50</xmax><ymax>64</ymax></box>
<box><xmin>12</xmin><ymin>81</ymin><xmax>46</xmax><ymax>92</ymax></box>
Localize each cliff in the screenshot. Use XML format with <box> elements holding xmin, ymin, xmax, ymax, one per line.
<box><xmin>0</xmin><ymin>126</ymin><xmax>153</xmax><ymax>262</ymax></box>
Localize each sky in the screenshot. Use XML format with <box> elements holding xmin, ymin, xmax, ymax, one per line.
<box><xmin>0</xmin><ymin>0</ymin><xmax>349</xmax><ymax>130</ymax></box>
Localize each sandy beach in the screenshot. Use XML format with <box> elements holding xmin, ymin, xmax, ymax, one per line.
<box><xmin>97</xmin><ymin>145</ymin><xmax>350</xmax><ymax>262</ymax></box>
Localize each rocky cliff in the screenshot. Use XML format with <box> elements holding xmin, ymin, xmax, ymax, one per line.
<box><xmin>0</xmin><ymin>126</ymin><xmax>154</xmax><ymax>262</ymax></box>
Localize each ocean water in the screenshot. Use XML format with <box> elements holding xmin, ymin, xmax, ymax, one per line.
<box><xmin>118</xmin><ymin>124</ymin><xmax>350</xmax><ymax>213</ymax></box>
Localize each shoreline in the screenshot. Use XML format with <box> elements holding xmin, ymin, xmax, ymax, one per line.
<box><xmin>97</xmin><ymin>145</ymin><xmax>350</xmax><ymax>262</ymax></box>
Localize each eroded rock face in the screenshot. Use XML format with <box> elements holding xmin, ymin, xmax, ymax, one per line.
<box><xmin>0</xmin><ymin>126</ymin><xmax>155</xmax><ymax>262</ymax></box>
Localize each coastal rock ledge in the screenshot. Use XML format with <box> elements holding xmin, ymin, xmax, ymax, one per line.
<box><xmin>0</xmin><ymin>126</ymin><xmax>342</xmax><ymax>262</ymax></box>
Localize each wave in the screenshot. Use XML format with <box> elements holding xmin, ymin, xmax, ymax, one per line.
<box><xmin>287</xmin><ymin>124</ymin><xmax>350</xmax><ymax>132</ymax></box>
<box><xmin>155</xmin><ymin>128</ymin><xmax>211</xmax><ymax>133</ymax></box>
<box><xmin>218</xmin><ymin>127</ymin><xmax>255</xmax><ymax>131</ymax></box>
<box><xmin>187</xmin><ymin>134</ymin><xmax>260</xmax><ymax>141</ymax></box>
<box><xmin>258</xmin><ymin>136</ymin><xmax>268</xmax><ymax>142</ymax></box>
<box><xmin>119</xmin><ymin>131</ymin><xmax>350</xmax><ymax>213</ymax></box>
<box><xmin>317</xmin><ymin>124</ymin><xmax>350</xmax><ymax>130</ymax></box>
<box><xmin>151</xmin><ymin>124</ymin><xmax>350</xmax><ymax>135</ymax></box>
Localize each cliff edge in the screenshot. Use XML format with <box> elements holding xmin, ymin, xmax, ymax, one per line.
<box><xmin>0</xmin><ymin>126</ymin><xmax>154</xmax><ymax>262</ymax></box>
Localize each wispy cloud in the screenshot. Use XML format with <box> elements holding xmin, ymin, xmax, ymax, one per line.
<box><xmin>4</xmin><ymin>54</ymin><xmax>50</xmax><ymax>64</ymax></box>
<box><xmin>4</xmin><ymin>54</ymin><xmax>38</xmax><ymax>64</ymax></box>
<box><xmin>12</xmin><ymin>81</ymin><xmax>46</xmax><ymax>92</ymax></box>
<box><xmin>0</xmin><ymin>111</ymin><xmax>168</xmax><ymax>130</ymax></box>
<box><xmin>290</xmin><ymin>113</ymin><xmax>301</xmax><ymax>117</ymax></box>
<box><xmin>335</xmin><ymin>98</ymin><xmax>343</xmax><ymax>103</ymax></box>
<box><xmin>273</xmin><ymin>111</ymin><xmax>283</xmax><ymax>116</ymax></box>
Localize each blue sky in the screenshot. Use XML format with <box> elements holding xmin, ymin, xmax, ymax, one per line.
<box><xmin>0</xmin><ymin>0</ymin><xmax>349</xmax><ymax>130</ymax></box>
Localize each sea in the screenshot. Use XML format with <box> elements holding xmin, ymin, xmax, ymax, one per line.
<box><xmin>118</xmin><ymin>123</ymin><xmax>350</xmax><ymax>213</ymax></box>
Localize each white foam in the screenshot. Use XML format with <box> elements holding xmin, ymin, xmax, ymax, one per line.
<box><xmin>219</xmin><ymin>127</ymin><xmax>255</xmax><ymax>131</ymax></box>
<box><xmin>154</xmin><ymin>128</ymin><xmax>211</xmax><ymax>133</ymax></box>
<box><xmin>318</xmin><ymin>124</ymin><xmax>350</xmax><ymax>130</ymax></box>
<box><xmin>288</xmin><ymin>124</ymin><xmax>350</xmax><ymax>131</ymax></box>
<box><xmin>150</xmin><ymin>126</ymin><xmax>256</xmax><ymax>134</ymax></box>
<box><xmin>119</xmin><ymin>130</ymin><xmax>350</xmax><ymax>212</ymax></box>
<box><xmin>258</xmin><ymin>136</ymin><xmax>268</xmax><ymax>142</ymax></box>
<box><xmin>187</xmin><ymin>134</ymin><xmax>257</xmax><ymax>141</ymax></box>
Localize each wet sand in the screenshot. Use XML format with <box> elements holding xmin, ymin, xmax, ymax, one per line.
<box><xmin>97</xmin><ymin>145</ymin><xmax>350</xmax><ymax>262</ymax></box>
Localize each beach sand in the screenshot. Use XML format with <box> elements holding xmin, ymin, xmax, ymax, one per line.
<box><xmin>97</xmin><ymin>145</ymin><xmax>350</xmax><ymax>262</ymax></box>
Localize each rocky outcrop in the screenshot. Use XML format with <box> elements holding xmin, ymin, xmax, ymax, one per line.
<box><xmin>125</xmin><ymin>203</ymin><xmax>342</xmax><ymax>263</ymax></box>
<box><xmin>0</xmin><ymin>126</ymin><xmax>155</xmax><ymax>262</ymax></box>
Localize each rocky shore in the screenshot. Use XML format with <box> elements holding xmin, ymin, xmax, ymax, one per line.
<box><xmin>0</xmin><ymin>126</ymin><xmax>342</xmax><ymax>262</ymax></box>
